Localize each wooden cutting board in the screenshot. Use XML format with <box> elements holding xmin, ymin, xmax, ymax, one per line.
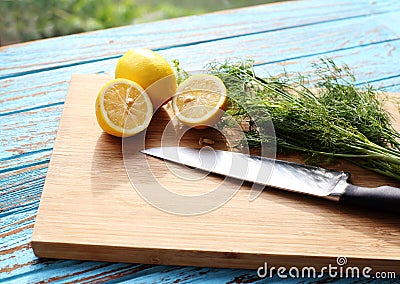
<box><xmin>32</xmin><ymin>74</ymin><xmax>400</xmax><ymax>272</ymax></box>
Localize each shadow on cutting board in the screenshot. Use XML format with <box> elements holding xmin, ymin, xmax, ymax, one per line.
<box><xmin>254</xmin><ymin>180</ymin><xmax>400</xmax><ymax>248</ymax></box>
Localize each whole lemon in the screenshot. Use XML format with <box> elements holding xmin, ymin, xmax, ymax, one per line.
<box><xmin>115</xmin><ymin>48</ymin><xmax>177</xmax><ymax>109</ymax></box>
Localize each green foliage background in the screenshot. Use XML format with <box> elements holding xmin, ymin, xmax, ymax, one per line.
<box><xmin>0</xmin><ymin>0</ymin><xmax>284</xmax><ymax>46</ymax></box>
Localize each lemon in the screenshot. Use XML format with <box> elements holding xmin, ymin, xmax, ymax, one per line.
<box><xmin>172</xmin><ymin>74</ymin><xmax>227</xmax><ymax>129</ymax></box>
<box><xmin>115</xmin><ymin>48</ymin><xmax>177</xmax><ymax>109</ymax></box>
<box><xmin>95</xmin><ymin>78</ymin><xmax>153</xmax><ymax>137</ymax></box>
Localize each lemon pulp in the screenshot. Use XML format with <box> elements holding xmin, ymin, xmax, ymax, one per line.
<box><xmin>95</xmin><ymin>78</ymin><xmax>153</xmax><ymax>137</ymax></box>
<box><xmin>172</xmin><ymin>74</ymin><xmax>227</xmax><ymax>129</ymax></box>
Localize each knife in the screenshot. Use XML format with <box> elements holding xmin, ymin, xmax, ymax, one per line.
<box><xmin>141</xmin><ymin>147</ymin><xmax>400</xmax><ymax>214</ymax></box>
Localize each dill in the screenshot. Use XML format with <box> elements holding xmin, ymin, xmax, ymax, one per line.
<box><xmin>173</xmin><ymin>58</ymin><xmax>400</xmax><ymax>180</ymax></box>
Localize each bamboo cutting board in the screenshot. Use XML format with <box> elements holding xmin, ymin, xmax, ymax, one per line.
<box><xmin>32</xmin><ymin>74</ymin><xmax>400</xmax><ymax>272</ymax></box>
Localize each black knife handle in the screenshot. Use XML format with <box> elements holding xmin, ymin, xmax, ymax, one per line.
<box><xmin>339</xmin><ymin>184</ymin><xmax>400</xmax><ymax>214</ymax></box>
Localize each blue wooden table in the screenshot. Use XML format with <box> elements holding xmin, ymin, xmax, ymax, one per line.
<box><xmin>1</xmin><ymin>0</ymin><xmax>400</xmax><ymax>283</ymax></box>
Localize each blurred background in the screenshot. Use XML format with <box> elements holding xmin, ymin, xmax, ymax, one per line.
<box><xmin>0</xmin><ymin>0</ymin><xmax>286</xmax><ymax>46</ymax></box>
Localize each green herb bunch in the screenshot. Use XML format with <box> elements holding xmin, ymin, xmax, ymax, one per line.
<box><xmin>173</xmin><ymin>59</ymin><xmax>400</xmax><ymax>180</ymax></box>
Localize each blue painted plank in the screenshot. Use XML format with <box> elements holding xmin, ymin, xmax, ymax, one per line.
<box><xmin>0</xmin><ymin>105</ymin><xmax>63</xmax><ymax>163</ymax></box>
<box><xmin>252</xmin><ymin>41</ymin><xmax>400</xmax><ymax>89</ymax></box>
<box><xmin>159</xmin><ymin>13</ymin><xmax>400</xmax><ymax>86</ymax></box>
<box><xmin>0</xmin><ymin>148</ymin><xmax>51</xmax><ymax>173</ymax></box>
<box><xmin>1</xmin><ymin>167</ymin><xmax>47</xmax><ymax>212</ymax></box>
<box><xmin>382</xmin><ymin>83</ymin><xmax>400</xmax><ymax>93</ymax></box>
<box><xmin>1</xmin><ymin>9</ymin><xmax>400</xmax><ymax>116</ymax></box>
<box><xmin>0</xmin><ymin>68</ymin><xmax>100</xmax><ymax>114</ymax></box>
<box><xmin>1</xmin><ymin>0</ymin><xmax>399</xmax><ymax>78</ymax></box>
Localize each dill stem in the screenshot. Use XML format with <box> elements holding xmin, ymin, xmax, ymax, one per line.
<box><xmin>178</xmin><ymin>58</ymin><xmax>400</xmax><ymax>180</ymax></box>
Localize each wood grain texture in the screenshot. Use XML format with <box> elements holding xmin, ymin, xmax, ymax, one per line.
<box><xmin>2</xmin><ymin>0</ymin><xmax>400</xmax><ymax>282</ymax></box>
<box><xmin>31</xmin><ymin>74</ymin><xmax>400</xmax><ymax>274</ymax></box>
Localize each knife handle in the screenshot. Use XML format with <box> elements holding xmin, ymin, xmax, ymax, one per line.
<box><xmin>339</xmin><ymin>184</ymin><xmax>400</xmax><ymax>214</ymax></box>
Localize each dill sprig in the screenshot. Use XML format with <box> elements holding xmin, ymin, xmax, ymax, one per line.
<box><xmin>173</xmin><ymin>58</ymin><xmax>400</xmax><ymax>180</ymax></box>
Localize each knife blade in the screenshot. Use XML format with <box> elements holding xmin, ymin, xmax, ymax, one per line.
<box><xmin>141</xmin><ymin>147</ymin><xmax>400</xmax><ymax>214</ymax></box>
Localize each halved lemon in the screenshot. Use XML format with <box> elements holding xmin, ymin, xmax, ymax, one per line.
<box><xmin>171</xmin><ymin>74</ymin><xmax>227</xmax><ymax>129</ymax></box>
<box><xmin>95</xmin><ymin>78</ymin><xmax>153</xmax><ymax>137</ymax></box>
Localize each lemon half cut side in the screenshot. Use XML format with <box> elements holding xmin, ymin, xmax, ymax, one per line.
<box><xmin>172</xmin><ymin>74</ymin><xmax>228</xmax><ymax>129</ymax></box>
<box><xmin>95</xmin><ymin>78</ymin><xmax>153</xmax><ymax>137</ymax></box>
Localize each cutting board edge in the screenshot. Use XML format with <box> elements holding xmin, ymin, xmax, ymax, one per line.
<box><xmin>31</xmin><ymin>239</ymin><xmax>400</xmax><ymax>273</ymax></box>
